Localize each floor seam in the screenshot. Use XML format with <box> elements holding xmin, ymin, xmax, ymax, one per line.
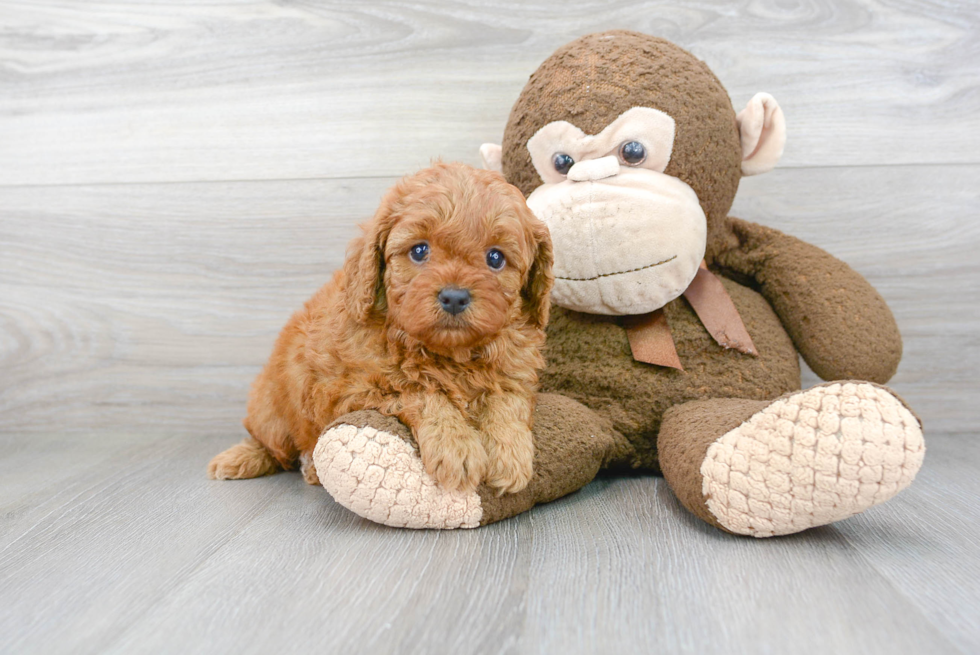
<box><xmin>0</xmin><ymin>162</ymin><xmax>977</xmax><ymax>190</ymax></box>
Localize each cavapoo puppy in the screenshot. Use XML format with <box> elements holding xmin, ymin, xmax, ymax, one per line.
<box><xmin>208</xmin><ymin>162</ymin><xmax>553</xmax><ymax>494</ymax></box>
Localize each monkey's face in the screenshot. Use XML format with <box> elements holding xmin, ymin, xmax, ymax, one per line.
<box><xmin>495</xmin><ymin>32</ymin><xmax>786</xmax><ymax>316</ymax></box>
<box><xmin>524</xmin><ymin>107</ymin><xmax>706</xmax><ymax>315</ymax></box>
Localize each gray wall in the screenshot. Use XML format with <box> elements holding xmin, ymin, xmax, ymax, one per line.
<box><xmin>2</xmin><ymin>0</ymin><xmax>978</xmax><ymax>438</ymax></box>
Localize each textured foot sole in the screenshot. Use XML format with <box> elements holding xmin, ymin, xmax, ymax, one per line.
<box><xmin>700</xmin><ymin>383</ymin><xmax>925</xmax><ymax>537</ymax></box>
<box><xmin>313</xmin><ymin>423</ymin><xmax>483</xmax><ymax>529</ymax></box>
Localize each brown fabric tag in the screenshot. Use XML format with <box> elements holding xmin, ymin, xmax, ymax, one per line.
<box><xmin>623</xmin><ymin>309</ymin><xmax>684</xmax><ymax>370</ymax></box>
<box><xmin>683</xmin><ymin>263</ymin><xmax>758</xmax><ymax>356</ymax></box>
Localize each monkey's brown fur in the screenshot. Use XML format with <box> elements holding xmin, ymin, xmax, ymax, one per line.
<box><xmin>499</xmin><ymin>32</ymin><xmax>903</xmax><ymax>477</ymax></box>
<box><xmin>208</xmin><ymin>162</ymin><xmax>553</xmax><ymax>494</ymax></box>
<box><xmin>476</xmin><ymin>31</ymin><xmax>905</xmax><ymax>524</ymax></box>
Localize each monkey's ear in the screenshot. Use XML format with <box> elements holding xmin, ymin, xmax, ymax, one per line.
<box><xmin>521</xmin><ymin>219</ymin><xmax>554</xmax><ymax>331</ymax></box>
<box><xmin>343</xmin><ymin>205</ymin><xmax>394</xmax><ymax>322</ymax></box>
<box><xmin>480</xmin><ymin>143</ymin><xmax>503</xmax><ymax>173</ymax></box>
<box><xmin>737</xmin><ymin>92</ymin><xmax>786</xmax><ymax>176</ymax></box>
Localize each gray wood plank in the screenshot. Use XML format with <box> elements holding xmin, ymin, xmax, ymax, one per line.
<box><xmin>0</xmin><ymin>177</ymin><xmax>395</xmax><ymax>437</ymax></box>
<box><xmin>1</xmin><ymin>0</ymin><xmax>978</xmax><ymax>186</ymax></box>
<box><xmin>515</xmin><ymin>476</ymin><xmax>960</xmax><ymax>655</ymax></box>
<box><xmin>0</xmin><ymin>432</ymin><xmax>970</xmax><ymax>655</ymax></box>
<box><xmin>0</xmin><ymin>431</ymin><xmax>157</xmax><ymax>515</ymax></box>
<box><xmin>0</xmin><ymin>434</ymin><xmax>312</xmax><ymax>654</ymax></box>
<box><xmin>103</xmin><ymin>486</ymin><xmax>534</xmax><ymax>655</ymax></box>
<box><xmin>1</xmin><ymin>165</ymin><xmax>976</xmax><ymax>438</ymax></box>
<box><xmin>836</xmin><ymin>435</ymin><xmax>980</xmax><ymax>655</ymax></box>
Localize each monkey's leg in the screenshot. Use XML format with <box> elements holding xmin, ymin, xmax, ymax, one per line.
<box><xmin>658</xmin><ymin>382</ymin><xmax>925</xmax><ymax>537</ymax></box>
<box><xmin>312</xmin><ymin>394</ymin><xmax>633</xmax><ymax>529</ymax></box>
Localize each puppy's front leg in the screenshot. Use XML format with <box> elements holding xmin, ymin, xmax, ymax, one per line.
<box><xmin>403</xmin><ymin>393</ymin><xmax>488</xmax><ymax>493</ymax></box>
<box><xmin>477</xmin><ymin>392</ymin><xmax>535</xmax><ymax>495</ymax></box>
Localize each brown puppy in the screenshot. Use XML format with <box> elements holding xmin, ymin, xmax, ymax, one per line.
<box><xmin>208</xmin><ymin>162</ymin><xmax>553</xmax><ymax>494</ymax></box>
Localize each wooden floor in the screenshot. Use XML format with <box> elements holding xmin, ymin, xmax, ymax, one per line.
<box><xmin>0</xmin><ymin>431</ymin><xmax>976</xmax><ymax>654</ymax></box>
<box><xmin>1</xmin><ymin>1</ymin><xmax>978</xmax><ymax>653</ymax></box>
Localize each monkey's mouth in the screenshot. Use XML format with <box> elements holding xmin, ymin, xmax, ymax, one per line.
<box><xmin>555</xmin><ymin>255</ymin><xmax>676</xmax><ymax>282</ymax></box>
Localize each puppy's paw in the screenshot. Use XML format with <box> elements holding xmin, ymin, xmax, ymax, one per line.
<box><xmin>207</xmin><ymin>438</ymin><xmax>280</xmax><ymax>480</ymax></box>
<box><xmin>299</xmin><ymin>450</ymin><xmax>320</xmax><ymax>486</ymax></box>
<box><xmin>419</xmin><ymin>429</ymin><xmax>488</xmax><ymax>493</ymax></box>
<box><xmin>485</xmin><ymin>426</ymin><xmax>534</xmax><ymax>495</ymax></box>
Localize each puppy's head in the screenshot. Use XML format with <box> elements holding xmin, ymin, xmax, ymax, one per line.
<box><xmin>344</xmin><ymin>161</ymin><xmax>553</xmax><ymax>354</ymax></box>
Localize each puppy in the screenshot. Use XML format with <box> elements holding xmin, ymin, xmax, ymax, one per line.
<box><xmin>208</xmin><ymin>162</ymin><xmax>553</xmax><ymax>494</ymax></box>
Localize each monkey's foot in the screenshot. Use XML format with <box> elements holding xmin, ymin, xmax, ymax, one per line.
<box><xmin>661</xmin><ymin>382</ymin><xmax>925</xmax><ymax>538</ymax></box>
<box><xmin>313</xmin><ymin>413</ymin><xmax>482</xmax><ymax>529</ymax></box>
<box><xmin>313</xmin><ymin>395</ymin><xmax>630</xmax><ymax>529</ymax></box>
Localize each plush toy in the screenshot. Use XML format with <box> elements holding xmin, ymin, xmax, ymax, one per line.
<box><xmin>311</xmin><ymin>31</ymin><xmax>925</xmax><ymax>536</ymax></box>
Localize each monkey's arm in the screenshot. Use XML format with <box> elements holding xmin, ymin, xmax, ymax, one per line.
<box><xmin>711</xmin><ymin>216</ymin><xmax>902</xmax><ymax>383</ymax></box>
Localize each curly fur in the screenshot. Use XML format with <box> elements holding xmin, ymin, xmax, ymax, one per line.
<box><xmin>208</xmin><ymin>162</ymin><xmax>553</xmax><ymax>494</ymax></box>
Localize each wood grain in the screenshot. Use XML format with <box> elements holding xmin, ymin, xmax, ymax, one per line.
<box><xmin>1</xmin><ymin>1</ymin><xmax>978</xmax><ymax>653</ymax></box>
<box><xmin>836</xmin><ymin>436</ymin><xmax>980</xmax><ymax>655</ymax></box>
<box><xmin>1</xmin><ymin>166</ymin><xmax>976</xmax><ymax>436</ymax></box>
<box><xmin>1</xmin><ymin>0</ymin><xmax>978</xmax><ymax>185</ymax></box>
<box><xmin>0</xmin><ymin>434</ymin><xmax>300</xmax><ymax>653</ymax></box>
<box><xmin>0</xmin><ymin>177</ymin><xmax>394</xmax><ymax>436</ymax></box>
<box><xmin>0</xmin><ymin>433</ymin><xmax>973</xmax><ymax>655</ymax></box>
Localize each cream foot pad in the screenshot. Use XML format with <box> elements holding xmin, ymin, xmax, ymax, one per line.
<box><xmin>701</xmin><ymin>383</ymin><xmax>925</xmax><ymax>537</ymax></box>
<box><xmin>313</xmin><ymin>423</ymin><xmax>483</xmax><ymax>529</ymax></box>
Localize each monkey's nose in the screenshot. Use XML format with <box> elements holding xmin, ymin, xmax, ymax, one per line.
<box><xmin>438</xmin><ymin>288</ymin><xmax>471</xmax><ymax>316</ymax></box>
<box><xmin>567</xmin><ymin>155</ymin><xmax>620</xmax><ymax>182</ymax></box>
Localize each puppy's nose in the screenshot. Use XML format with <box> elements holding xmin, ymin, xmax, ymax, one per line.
<box><xmin>438</xmin><ymin>288</ymin><xmax>471</xmax><ymax>316</ymax></box>
<box><xmin>567</xmin><ymin>155</ymin><xmax>620</xmax><ymax>182</ymax></box>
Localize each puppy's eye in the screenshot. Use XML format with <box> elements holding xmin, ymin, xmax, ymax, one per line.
<box><xmin>409</xmin><ymin>242</ymin><xmax>429</xmax><ymax>263</ymax></box>
<box><xmin>553</xmin><ymin>153</ymin><xmax>574</xmax><ymax>175</ymax></box>
<box><xmin>619</xmin><ymin>141</ymin><xmax>646</xmax><ymax>165</ymax></box>
<box><xmin>486</xmin><ymin>248</ymin><xmax>506</xmax><ymax>271</ymax></box>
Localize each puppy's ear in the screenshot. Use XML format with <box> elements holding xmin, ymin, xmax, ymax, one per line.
<box><xmin>521</xmin><ymin>217</ymin><xmax>554</xmax><ymax>331</ymax></box>
<box><xmin>344</xmin><ymin>200</ymin><xmax>397</xmax><ymax>323</ymax></box>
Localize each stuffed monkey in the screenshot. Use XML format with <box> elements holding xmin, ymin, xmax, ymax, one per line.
<box><xmin>312</xmin><ymin>31</ymin><xmax>924</xmax><ymax>537</ymax></box>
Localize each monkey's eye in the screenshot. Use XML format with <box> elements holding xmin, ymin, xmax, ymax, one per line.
<box><xmin>486</xmin><ymin>248</ymin><xmax>506</xmax><ymax>271</ymax></box>
<box><xmin>619</xmin><ymin>141</ymin><xmax>647</xmax><ymax>166</ymax></box>
<box><xmin>409</xmin><ymin>242</ymin><xmax>429</xmax><ymax>263</ymax></box>
<box><xmin>553</xmin><ymin>153</ymin><xmax>574</xmax><ymax>175</ymax></box>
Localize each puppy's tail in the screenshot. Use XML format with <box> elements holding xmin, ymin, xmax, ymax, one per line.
<box><xmin>208</xmin><ymin>437</ymin><xmax>281</xmax><ymax>480</ymax></box>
